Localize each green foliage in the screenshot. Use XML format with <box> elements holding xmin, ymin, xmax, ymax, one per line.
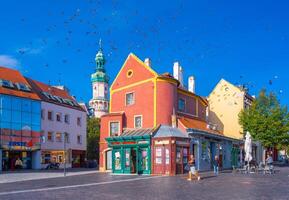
<box><xmin>239</xmin><ymin>89</ymin><xmax>289</xmax><ymax>150</ymax></box>
<box><xmin>86</xmin><ymin>117</ymin><xmax>100</xmax><ymax>160</ymax></box>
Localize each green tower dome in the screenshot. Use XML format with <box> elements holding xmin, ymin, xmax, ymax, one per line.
<box><xmin>91</xmin><ymin>39</ymin><xmax>109</xmax><ymax>83</ymax></box>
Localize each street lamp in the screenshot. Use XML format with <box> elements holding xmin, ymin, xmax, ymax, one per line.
<box><xmin>63</xmin><ymin>132</ymin><xmax>68</xmax><ymax>177</ymax></box>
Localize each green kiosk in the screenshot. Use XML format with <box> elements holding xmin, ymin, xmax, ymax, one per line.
<box><xmin>106</xmin><ymin>128</ymin><xmax>156</xmax><ymax>175</ymax></box>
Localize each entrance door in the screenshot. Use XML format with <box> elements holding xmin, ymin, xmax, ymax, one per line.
<box><xmin>131</xmin><ymin>148</ymin><xmax>137</xmax><ymax>174</ymax></box>
<box><xmin>138</xmin><ymin>148</ymin><xmax>150</xmax><ymax>174</ymax></box>
<box><xmin>106</xmin><ymin>150</ymin><xmax>112</xmax><ymax>170</ymax></box>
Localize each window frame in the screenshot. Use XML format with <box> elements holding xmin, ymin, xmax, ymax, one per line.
<box><xmin>125</xmin><ymin>92</ymin><xmax>135</xmax><ymax>106</ymax></box>
<box><xmin>77</xmin><ymin>117</ymin><xmax>82</xmax><ymax>126</ymax></box>
<box><xmin>47</xmin><ymin>131</ymin><xmax>54</xmax><ymax>142</ymax></box>
<box><xmin>55</xmin><ymin>132</ymin><xmax>62</xmax><ymax>142</ymax></box>
<box><xmin>109</xmin><ymin>121</ymin><xmax>120</xmax><ymax>136</ymax></box>
<box><xmin>77</xmin><ymin>135</ymin><xmax>82</xmax><ymax>144</ymax></box>
<box><xmin>178</xmin><ymin>98</ymin><xmax>186</xmax><ymax>112</ymax></box>
<box><xmin>64</xmin><ymin>114</ymin><xmax>70</xmax><ymax>124</ymax></box>
<box><xmin>56</xmin><ymin>112</ymin><xmax>62</xmax><ymax>122</ymax></box>
<box><xmin>47</xmin><ymin>110</ymin><xmax>53</xmax><ymax>121</ymax></box>
<box><xmin>134</xmin><ymin>115</ymin><xmax>143</xmax><ymax>129</ymax></box>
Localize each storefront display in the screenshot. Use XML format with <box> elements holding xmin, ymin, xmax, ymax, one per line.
<box><xmin>106</xmin><ymin>134</ymin><xmax>152</xmax><ymax>174</ymax></box>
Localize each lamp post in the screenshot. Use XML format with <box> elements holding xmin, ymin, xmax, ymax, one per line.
<box><xmin>63</xmin><ymin>132</ymin><xmax>67</xmax><ymax>177</ymax></box>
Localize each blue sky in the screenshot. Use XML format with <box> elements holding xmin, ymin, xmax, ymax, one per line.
<box><xmin>0</xmin><ymin>0</ymin><xmax>288</xmax><ymax>105</ymax></box>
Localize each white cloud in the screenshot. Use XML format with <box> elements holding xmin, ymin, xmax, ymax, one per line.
<box><xmin>0</xmin><ymin>55</ymin><xmax>20</xmax><ymax>69</ymax></box>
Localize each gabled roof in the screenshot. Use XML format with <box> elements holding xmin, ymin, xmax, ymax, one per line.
<box><xmin>0</xmin><ymin>66</ymin><xmax>40</xmax><ymax>100</ymax></box>
<box><xmin>153</xmin><ymin>125</ymin><xmax>188</xmax><ymax>138</ymax></box>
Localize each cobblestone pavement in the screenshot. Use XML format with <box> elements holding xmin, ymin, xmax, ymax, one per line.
<box><xmin>0</xmin><ymin>167</ymin><xmax>288</xmax><ymax>200</ymax></box>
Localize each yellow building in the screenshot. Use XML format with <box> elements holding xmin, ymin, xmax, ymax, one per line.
<box><xmin>208</xmin><ymin>79</ymin><xmax>253</xmax><ymax>140</ymax></box>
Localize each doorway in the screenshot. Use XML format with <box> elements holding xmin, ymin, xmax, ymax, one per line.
<box><xmin>105</xmin><ymin>150</ymin><xmax>112</xmax><ymax>170</ymax></box>
<box><xmin>131</xmin><ymin>148</ymin><xmax>137</xmax><ymax>173</ymax></box>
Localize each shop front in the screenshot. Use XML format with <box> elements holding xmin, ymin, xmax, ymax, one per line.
<box><xmin>41</xmin><ymin>150</ymin><xmax>72</xmax><ymax>169</ymax></box>
<box><xmin>0</xmin><ymin>94</ymin><xmax>42</xmax><ymax>171</ymax></box>
<box><xmin>152</xmin><ymin>125</ymin><xmax>190</xmax><ymax>176</ymax></box>
<box><xmin>106</xmin><ymin>128</ymin><xmax>154</xmax><ymax>174</ymax></box>
<box><xmin>1</xmin><ymin>141</ymin><xmax>41</xmax><ymax>171</ymax></box>
<box><xmin>188</xmin><ymin>129</ymin><xmax>239</xmax><ymax>171</ymax></box>
<box><xmin>72</xmin><ymin>150</ymin><xmax>86</xmax><ymax>168</ymax></box>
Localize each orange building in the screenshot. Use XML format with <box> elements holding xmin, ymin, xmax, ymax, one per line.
<box><xmin>99</xmin><ymin>53</ymin><xmax>238</xmax><ymax>175</ymax></box>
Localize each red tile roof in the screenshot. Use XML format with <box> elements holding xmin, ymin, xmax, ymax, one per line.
<box><xmin>178</xmin><ymin>117</ymin><xmax>222</xmax><ymax>136</ymax></box>
<box><xmin>0</xmin><ymin>66</ymin><xmax>40</xmax><ymax>100</ymax></box>
<box><xmin>26</xmin><ymin>78</ymin><xmax>84</xmax><ymax>111</ymax></box>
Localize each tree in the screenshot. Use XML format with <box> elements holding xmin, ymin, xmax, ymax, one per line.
<box><xmin>86</xmin><ymin>117</ymin><xmax>100</xmax><ymax>161</ymax></box>
<box><xmin>239</xmin><ymin>89</ymin><xmax>289</xmax><ymax>150</ymax></box>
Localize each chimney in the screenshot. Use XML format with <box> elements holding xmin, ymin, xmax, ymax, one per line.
<box><xmin>173</xmin><ymin>62</ymin><xmax>183</xmax><ymax>86</ymax></box>
<box><xmin>188</xmin><ymin>76</ymin><xmax>195</xmax><ymax>93</ymax></box>
<box><xmin>144</xmin><ymin>58</ymin><xmax>151</xmax><ymax>67</ymax></box>
<box><xmin>52</xmin><ymin>85</ymin><xmax>70</xmax><ymax>94</ymax></box>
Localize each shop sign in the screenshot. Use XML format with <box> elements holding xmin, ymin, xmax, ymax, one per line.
<box><xmin>111</xmin><ymin>141</ymin><xmax>137</xmax><ymax>146</ymax></box>
<box><xmin>122</xmin><ymin>141</ymin><xmax>136</xmax><ymax>145</ymax></box>
<box><xmin>155</xmin><ymin>140</ymin><xmax>169</xmax><ymax>145</ymax></box>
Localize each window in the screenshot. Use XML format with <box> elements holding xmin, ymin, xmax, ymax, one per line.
<box><xmin>178</xmin><ymin>98</ymin><xmax>185</xmax><ymax>111</ymax></box>
<box><xmin>15</xmin><ymin>83</ymin><xmax>31</xmax><ymax>92</ymax></box>
<box><xmin>56</xmin><ymin>113</ymin><xmax>62</xmax><ymax>122</ymax></box>
<box><xmin>155</xmin><ymin>147</ymin><xmax>162</xmax><ymax>164</ymax></box>
<box><xmin>47</xmin><ymin>132</ymin><xmax>53</xmax><ymax>142</ymax></box>
<box><xmin>64</xmin><ymin>114</ymin><xmax>70</xmax><ymax>123</ymax></box>
<box><xmin>110</xmin><ymin>122</ymin><xmax>120</xmax><ymax>136</ymax></box>
<box><xmin>77</xmin><ymin>117</ymin><xmax>81</xmax><ymax>126</ymax></box>
<box><xmin>127</xmin><ymin>70</ymin><xmax>133</xmax><ymax>78</ymax></box>
<box><xmin>77</xmin><ymin>135</ymin><xmax>82</xmax><ymax>144</ymax></box>
<box><xmin>134</xmin><ymin>116</ymin><xmax>142</xmax><ymax>128</ymax></box>
<box><xmin>0</xmin><ymin>79</ymin><xmax>14</xmax><ymax>89</ymax></box>
<box><xmin>56</xmin><ymin>132</ymin><xmax>62</xmax><ymax>142</ymax></box>
<box><xmin>48</xmin><ymin>111</ymin><xmax>53</xmax><ymax>121</ymax></box>
<box><xmin>125</xmin><ymin>92</ymin><xmax>134</xmax><ymax>106</ymax></box>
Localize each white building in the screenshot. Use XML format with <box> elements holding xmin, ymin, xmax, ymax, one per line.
<box><xmin>27</xmin><ymin>79</ymin><xmax>87</xmax><ymax>169</ymax></box>
<box><xmin>89</xmin><ymin>40</ymin><xmax>109</xmax><ymax>118</ymax></box>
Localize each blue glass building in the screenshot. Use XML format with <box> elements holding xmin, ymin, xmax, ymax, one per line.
<box><xmin>0</xmin><ymin>94</ymin><xmax>41</xmax><ymax>170</ymax></box>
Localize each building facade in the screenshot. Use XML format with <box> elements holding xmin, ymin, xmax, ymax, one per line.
<box><xmin>89</xmin><ymin>40</ymin><xmax>109</xmax><ymax>118</ymax></box>
<box><xmin>0</xmin><ymin>67</ymin><xmax>42</xmax><ymax>171</ymax></box>
<box><xmin>208</xmin><ymin>79</ymin><xmax>264</xmax><ymax>165</ymax></box>
<box><xmin>27</xmin><ymin>79</ymin><xmax>87</xmax><ymax>169</ymax></box>
<box><xmin>0</xmin><ymin>66</ymin><xmax>87</xmax><ymax>171</ymax></box>
<box><xmin>99</xmin><ymin>53</ymin><xmax>238</xmax><ymax>175</ymax></box>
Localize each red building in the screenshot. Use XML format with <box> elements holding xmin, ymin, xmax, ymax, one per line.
<box><xmin>99</xmin><ymin>53</ymin><xmax>226</xmax><ymax>175</ymax></box>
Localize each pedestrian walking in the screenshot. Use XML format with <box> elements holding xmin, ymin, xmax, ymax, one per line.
<box><xmin>187</xmin><ymin>155</ymin><xmax>200</xmax><ymax>181</ymax></box>
<box><xmin>213</xmin><ymin>155</ymin><xmax>219</xmax><ymax>176</ymax></box>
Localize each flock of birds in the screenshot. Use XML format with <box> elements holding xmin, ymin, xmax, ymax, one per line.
<box><xmin>14</xmin><ymin>0</ymin><xmax>284</xmax><ymax>96</ymax></box>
